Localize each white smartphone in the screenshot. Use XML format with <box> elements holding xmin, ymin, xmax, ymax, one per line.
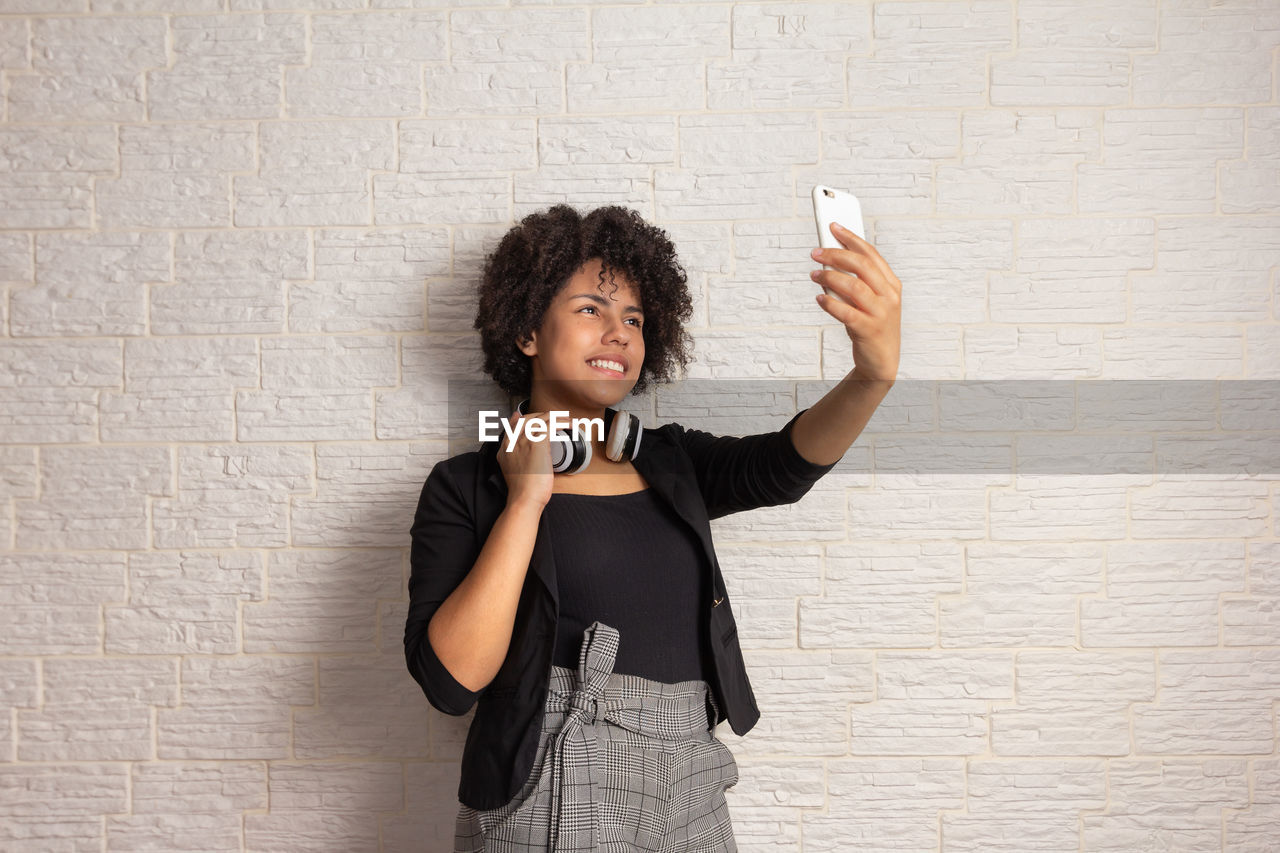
<box><xmin>811</xmin><ymin>184</ymin><xmax>865</xmax><ymax>306</ymax></box>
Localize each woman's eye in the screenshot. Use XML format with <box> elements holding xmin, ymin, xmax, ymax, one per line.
<box><xmin>579</xmin><ymin>306</ymin><xmax>642</xmax><ymax>328</ymax></box>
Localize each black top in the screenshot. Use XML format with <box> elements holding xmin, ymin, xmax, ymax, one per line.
<box><xmin>543</xmin><ymin>487</ymin><xmax>714</xmax><ymax>684</ymax></box>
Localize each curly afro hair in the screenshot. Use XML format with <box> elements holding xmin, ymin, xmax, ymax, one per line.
<box><xmin>473</xmin><ymin>204</ymin><xmax>695</xmax><ymax>400</ymax></box>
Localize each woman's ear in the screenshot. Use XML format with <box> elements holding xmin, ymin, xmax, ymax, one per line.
<box><xmin>517</xmin><ymin>332</ymin><xmax>536</xmax><ymax>357</ymax></box>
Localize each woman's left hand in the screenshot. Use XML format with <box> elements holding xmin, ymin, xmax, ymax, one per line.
<box><xmin>809</xmin><ymin>221</ymin><xmax>902</xmax><ymax>383</ymax></box>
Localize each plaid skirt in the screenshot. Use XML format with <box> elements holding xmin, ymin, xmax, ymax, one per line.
<box><xmin>454</xmin><ymin>620</ymin><xmax>740</xmax><ymax>853</ymax></box>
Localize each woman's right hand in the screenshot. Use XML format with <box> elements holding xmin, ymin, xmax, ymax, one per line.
<box><xmin>497</xmin><ymin>411</ymin><xmax>555</xmax><ymax>510</ymax></box>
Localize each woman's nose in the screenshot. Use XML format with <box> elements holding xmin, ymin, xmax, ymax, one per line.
<box><xmin>605</xmin><ymin>318</ymin><xmax>633</xmax><ymax>341</ymax></box>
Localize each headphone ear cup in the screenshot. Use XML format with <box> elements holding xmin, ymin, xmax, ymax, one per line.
<box><xmin>550</xmin><ymin>423</ymin><xmax>591</xmax><ymax>474</ymax></box>
<box><xmin>567</xmin><ymin>434</ymin><xmax>591</xmax><ymax>473</ymax></box>
<box><xmin>604</xmin><ymin>410</ymin><xmax>642</xmax><ymax>463</ymax></box>
<box><xmin>516</xmin><ymin>399</ymin><xmax>591</xmax><ymax>474</ymax></box>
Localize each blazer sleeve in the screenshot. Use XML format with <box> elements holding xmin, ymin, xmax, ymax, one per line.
<box><xmin>675</xmin><ymin>406</ymin><xmax>841</xmax><ymax>521</ymax></box>
<box><xmin>404</xmin><ymin>458</ymin><xmax>487</xmax><ymax>717</ymax></box>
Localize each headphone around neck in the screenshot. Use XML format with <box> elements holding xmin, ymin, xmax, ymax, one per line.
<box><xmin>515</xmin><ymin>398</ymin><xmax>643</xmax><ymax>475</ymax></box>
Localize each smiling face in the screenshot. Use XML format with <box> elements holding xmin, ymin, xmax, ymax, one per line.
<box><xmin>517</xmin><ymin>257</ymin><xmax>646</xmax><ymax>418</ymax></box>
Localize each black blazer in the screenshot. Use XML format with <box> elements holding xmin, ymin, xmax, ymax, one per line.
<box><xmin>404</xmin><ymin>406</ymin><xmax>838</xmax><ymax>810</ymax></box>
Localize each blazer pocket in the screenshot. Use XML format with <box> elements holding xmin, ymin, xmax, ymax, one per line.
<box><xmin>710</xmin><ymin>594</ymin><xmax>738</xmax><ymax>647</ymax></box>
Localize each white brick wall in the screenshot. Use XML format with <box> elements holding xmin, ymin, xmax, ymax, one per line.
<box><xmin>1</xmin><ymin>0</ymin><xmax>1278</xmax><ymax>850</ymax></box>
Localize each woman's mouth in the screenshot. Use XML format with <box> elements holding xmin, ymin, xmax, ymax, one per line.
<box><xmin>587</xmin><ymin>359</ymin><xmax>626</xmax><ymax>377</ymax></box>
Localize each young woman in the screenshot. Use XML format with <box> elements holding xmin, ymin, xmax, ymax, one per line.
<box><xmin>405</xmin><ymin>204</ymin><xmax>901</xmax><ymax>852</ymax></box>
